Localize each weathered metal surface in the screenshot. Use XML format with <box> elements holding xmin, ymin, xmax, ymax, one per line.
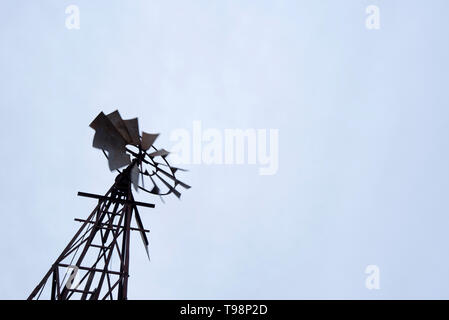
<box><xmin>28</xmin><ymin>110</ymin><xmax>190</xmax><ymax>300</ymax></box>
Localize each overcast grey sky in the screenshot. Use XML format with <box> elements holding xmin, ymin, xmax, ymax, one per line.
<box><xmin>1</xmin><ymin>0</ymin><xmax>449</xmax><ymax>299</ymax></box>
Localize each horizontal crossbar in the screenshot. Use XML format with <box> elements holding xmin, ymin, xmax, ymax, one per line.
<box><xmin>57</xmin><ymin>263</ymin><xmax>126</xmax><ymax>276</ymax></box>
<box><xmin>77</xmin><ymin>191</ymin><xmax>155</xmax><ymax>208</ymax></box>
<box><xmin>74</xmin><ymin>218</ymin><xmax>150</xmax><ymax>233</ymax></box>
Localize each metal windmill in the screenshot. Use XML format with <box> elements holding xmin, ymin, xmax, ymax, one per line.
<box><xmin>28</xmin><ymin>110</ymin><xmax>190</xmax><ymax>300</ymax></box>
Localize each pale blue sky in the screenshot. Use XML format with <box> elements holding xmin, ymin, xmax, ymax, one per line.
<box><xmin>1</xmin><ymin>0</ymin><xmax>449</xmax><ymax>299</ymax></box>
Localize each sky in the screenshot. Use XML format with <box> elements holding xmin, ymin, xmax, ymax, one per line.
<box><xmin>1</xmin><ymin>0</ymin><xmax>449</xmax><ymax>299</ymax></box>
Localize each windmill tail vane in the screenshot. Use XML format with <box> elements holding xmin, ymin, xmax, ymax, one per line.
<box><xmin>28</xmin><ymin>110</ymin><xmax>190</xmax><ymax>300</ymax></box>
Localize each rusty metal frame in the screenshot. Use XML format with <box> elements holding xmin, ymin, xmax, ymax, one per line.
<box><xmin>28</xmin><ymin>111</ymin><xmax>190</xmax><ymax>300</ymax></box>
<box><xmin>28</xmin><ymin>173</ymin><xmax>154</xmax><ymax>300</ymax></box>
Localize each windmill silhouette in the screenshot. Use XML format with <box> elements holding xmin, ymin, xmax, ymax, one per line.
<box><xmin>28</xmin><ymin>110</ymin><xmax>190</xmax><ymax>300</ymax></box>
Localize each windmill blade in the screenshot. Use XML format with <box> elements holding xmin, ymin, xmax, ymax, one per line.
<box><xmin>108</xmin><ymin>150</ymin><xmax>131</xmax><ymax>171</ymax></box>
<box><xmin>133</xmin><ymin>207</ymin><xmax>150</xmax><ymax>261</ymax></box>
<box><xmin>141</xmin><ymin>132</ymin><xmax>159</xmax><ymax>151</ymax></box>
<box><xmin>90</xmin><ymin>112</ymin><xmax>131</xmax><ymax>171</ymax></box>
<box><xmin>123</xmin><ymin>118</ymin><xmax>140</xmax><ymax>146</ymax></box>
<box><xmin>106</xmin><ymin>110</ymin><xmax>132</xmax><ymax>144</ymax></box>
<box><xmin>147</xmin><ymin>149</ymin><xmax>170</xmax><ymax>158</ymax></box>
<box><xmin>90</xmin><ymin>112</ymin><xmax>127</xmax><ymax>148</ymax></box>
<box><xmin>130</xmin><ymin>163</ymin><xmax>139</xmax><ymax>191</ymax></box>
<box><xmin>102</xmin><ymin>149</ymin><xmax>124</xmax><ymax>174</ymax></box>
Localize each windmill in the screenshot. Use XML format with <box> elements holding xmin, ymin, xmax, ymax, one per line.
<box><xmin>28</xmin><ymin>110</ymin><xmax>190</xmax><ymax>300</ymax></box>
